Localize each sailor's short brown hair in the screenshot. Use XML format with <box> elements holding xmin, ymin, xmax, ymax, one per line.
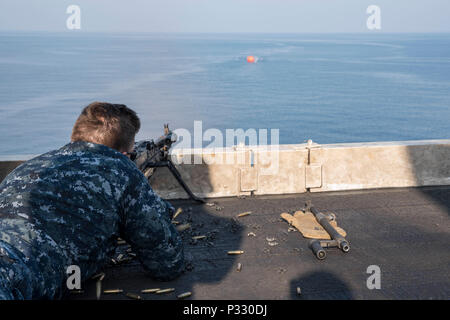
<box><xmin>71</xmin><ymin>102</ymin><xmax>140</xmax><ymax>152</ymax></box>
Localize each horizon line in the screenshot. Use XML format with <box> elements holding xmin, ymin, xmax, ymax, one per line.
<box><xmin>1</xmin><ymin>30</ymin><xmax>450</xmax><ymax>35</ymax></box>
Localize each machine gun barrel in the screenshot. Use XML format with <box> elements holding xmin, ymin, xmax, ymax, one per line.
<box><xmin>310</xmin><ymin>206</ymin><xmax>350</xmax><ymax>253</ymax></box>
<box><xmin>304</xmin><ymin>202</ymin><xmax>350</xmax><ymax>260</ymax></box>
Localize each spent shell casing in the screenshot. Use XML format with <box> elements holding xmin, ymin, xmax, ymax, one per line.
<box><xmin>176</xmin><ymin>223</ymin><xmax>191</xmax><ymax>232</ymax></box>
<box><xmin>116</xmin><ymin>254</ymin><xmax>124</xmax><ymax>261</ymax></box>
<box><xmin>155</xmin><ymin>288</ymin><xmax>175</xmax><ymax>294</ymax></box>
<box><xmin>96</xmin><ymin>280</ymin><xmax>102</xmax><ymax>300</ymax></box>
<box><xmin>296</xmin><ymin>287</ymin><xmax>302</xmax><ymax>295</ymax></box>
<box><xmin>237</xmin><ymin>263</ymin><xmax>242</xmax><ymax>272</ymax></box>
<box><xmin>125</xmin><ymin>292</ymin><xmax>142</xmax><ymax>300</ymax></box>
<box><xmin>141</xmin><ymin>288</ymin><xmax>160</xmax><ymax>293</ymax></box>
<box><xmin>117</xmin><ymin>240</ymin><xmax>127</xmax><ymax>245</ymax></box>
<box><xmin>103</xmin><ymin>289</ymin><xmax>123</xmax><ymax>294</ymax></box>
<box><xmin>237</xmin><ymin>211</ymin><xmax>252</xmax><ymax>217</ymax></box>
<box><xmin>177</xmin><ymin>292</ymin><xmax>192</xmax><ymax>299</ymax></box>
<box><xmin>191</xmin><ymin>235</ymin><xmax>206</xmax><ymax>240</ymax></box>
<box><xmin>172</xmin><ymin>207</ymin><xmax>183</xmax><ymax>220</ymax></box>
<box><xmin>227</xmin><ymin>250</ymin><xmax>244</xmax><ymax>255</ymax></box>
<box><xmin>70</xmin><ymin>290</ymin><xmax>84</xmax><ymax>294</ymax></box>
<box><xmin>92</xmin><ymin>272</ymin><xmax>105</xmax><ymax>280</ymax></box>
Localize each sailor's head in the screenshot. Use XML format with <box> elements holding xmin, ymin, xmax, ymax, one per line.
<box><xmin>71</xmin><ymin>102</ymin><xmax>140</xmax><ymax>154</ymax></box>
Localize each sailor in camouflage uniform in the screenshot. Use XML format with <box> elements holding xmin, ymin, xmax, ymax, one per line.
<box><xmin>0</xmin><ymin>102</ymin><xmax>184</xmax><ymax>299</ymax></box>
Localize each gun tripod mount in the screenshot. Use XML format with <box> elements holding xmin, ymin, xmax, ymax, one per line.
<box><xmin>145</xmin><ymin>160</ymin><xmax>205</xmax><ymax>203</ymax></box>
<box><xmin>305</xmin><ymin>201</ymin><xmax>350</xmax><ymax>260</ymax></box>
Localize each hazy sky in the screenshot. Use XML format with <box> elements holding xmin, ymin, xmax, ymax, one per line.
<box><xmin>0</xmin><ymin>0</ymin><xmax>449</xmax><ymax>33</ymax></box>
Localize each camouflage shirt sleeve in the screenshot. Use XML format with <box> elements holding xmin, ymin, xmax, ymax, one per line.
<box><xmin>121</xmin><ymin>172</ymin><xmax>184</xmax><ymax>281</ymax></box>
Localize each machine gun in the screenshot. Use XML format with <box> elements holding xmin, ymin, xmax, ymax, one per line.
<box><xmin>130</xmin><ymin>124</ymin><xmax>204</xmax><ymax>203</ymax></box>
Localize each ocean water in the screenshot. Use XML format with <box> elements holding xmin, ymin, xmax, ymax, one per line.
<box><xmin>0</xmin><ymin>32</ymin><xmax>449</xmax><ymax>155</ymax></box>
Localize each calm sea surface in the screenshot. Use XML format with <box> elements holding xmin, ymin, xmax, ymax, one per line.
<box><xmin>0</xmin><ymin>32</ymin><xmax>449</xmax><ymax>155</ymax></box>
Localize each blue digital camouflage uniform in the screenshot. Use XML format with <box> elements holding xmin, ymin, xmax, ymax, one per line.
<box><xmin>0</xmin><ymin>141</ymin><xmax>184</xmax><ymax>299</ymax></box>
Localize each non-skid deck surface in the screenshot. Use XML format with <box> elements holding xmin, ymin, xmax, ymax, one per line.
<box><xmin>67</xmin><ymin>186</ymin><xmax>450</xmax><ymax>300</ymax></box>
